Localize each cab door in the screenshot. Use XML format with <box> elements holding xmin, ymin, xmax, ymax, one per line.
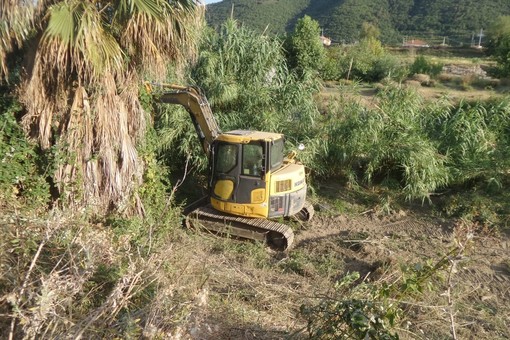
<box><xmin>236</xmin><ymin>142</ymin><xmax>266</xmax><ymax>204</ymax></box>
<box><xmin>210</xmin><ymin>142</ymin><xmax>266</xmax><ymax>204</ymax></box>
<box><xmin>210</xmin><ymin>142</ymin><xmax>239</xmax><ymax>202</ymax></box>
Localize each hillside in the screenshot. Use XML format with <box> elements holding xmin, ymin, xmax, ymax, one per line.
<box><xmin>206</xmin><ymin>0</ymin><xmax>510</xmax><ymax>45</ymax></box>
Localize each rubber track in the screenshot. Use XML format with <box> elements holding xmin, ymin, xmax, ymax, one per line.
<box><xmin>186</xmin><ymin>204</ymin><xmax>295</xmax><ymax>251</ymax></box>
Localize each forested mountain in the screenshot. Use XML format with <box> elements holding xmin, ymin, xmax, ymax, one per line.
<box><xmin>206</xmin><ymin>0</ymin><xmax>510</xmax><ymax>45</ymax></box>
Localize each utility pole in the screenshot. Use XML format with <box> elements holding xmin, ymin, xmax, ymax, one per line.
<box><xmin>477</xmin><ymin>28</ymin><xmax>484</xmax><ymax>48</ymax></box>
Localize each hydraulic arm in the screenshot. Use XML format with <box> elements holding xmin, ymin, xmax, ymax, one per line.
<box><xmin>153</xmin><ymin>84</ymin><xmax>221</xmax><ymax>157</ymax></box>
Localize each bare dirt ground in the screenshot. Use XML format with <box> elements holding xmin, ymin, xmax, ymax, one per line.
<box><xmin>297</xmin><ymin>209</ymin><xmax>510</xmax><ymax>339</ymax></box>
<box><xmin>180</xmin><ymin>197</ymin><xmax>509</xmax><ymax>339</ymax></box>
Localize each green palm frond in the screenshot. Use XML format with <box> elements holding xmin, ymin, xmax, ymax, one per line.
<box><xmin>117</xmin><ymin>0</ymin><xmax>165</xmax><ymax>19</ymax></box>
<box><xmin>0</xmin><ymin>1</ymin><xmax>35</xmax><ymax>78</ymax></box>
<box><xmin>44</xmin><ymin>2</ymin><xmax>75</xmax><ymax>46</ymax></box>
<box><xmin>43</xmin><ymin>1</ymin><xmax>124</xmax><ymax>78</ymax></box>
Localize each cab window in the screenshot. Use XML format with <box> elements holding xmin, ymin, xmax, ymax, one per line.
<box><xmin>215</xmin><ymin>143</ymin><xmax>238</xmax><ymax>173</ymax></box>
<box><xmin>242</xmin><ymin>144</ymin><xmax>263</xmax><ymax>176</ymax></box>
<box><xmin>270</xmin><ymin>138</ymin><xmax>284</xmax><ymax>170</ymax></box>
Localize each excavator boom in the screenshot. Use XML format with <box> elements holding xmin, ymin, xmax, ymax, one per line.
<box><xmin>156</xmin><ymin>84</ymin><xmax>221</xmax><ymax>157</ymax></box>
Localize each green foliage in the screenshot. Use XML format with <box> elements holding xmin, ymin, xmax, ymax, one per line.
<box><xmin>361</xmin><ymin>22</ymin><xmax>381</xmax><ymax>40</ymax></box>
<box><xmin>0</xmin><ymin>97</ymin><xmax>49</xmax><ymax>209</ymax></box>
<box><xmin>322</xmin><ymin>38</ymin><xmax>406</xmax><ymax>82</ymax></box>
<box><xmin>320</xmin><ymin>86</ymin><xmax>448</xmax><ymax>201</ymax></box>
<box><xmin>371</xmin><ymin>54</ymin><xmax>409</xmax><ymax>82</ymax></box>
<box><xmin>300</xmin><ymin>245</ymin><xmax>463</xmax><ymax>339</ymax></box>
<box><xmin>346</xmin><ymin>38</ymin><xmax>386</xmax><ymax>81</ymax></box>
<box><xmin>300</xmin><ymin>272</ymin><xmax>399</xmax><ymax>339</ymax></box>
<box><xmin>155</xmin><ymin>19</ymin><xmax>320</xmax><ymax>172</ymax></box>
<box><xmin>116</xmin><ymin>126</ymin><xmax>182</xmax><ymax>251</ymax></box>
<box><xmin>205</xmin><ymin>0</ymin><xmax>310</xmax><ymax>35</ymax></box>
<box><xmin>428</xmin><ymin>99</ymin><xmax>510</xmax><ymax>185</ymax></box>
<box><xmin>320</xmin><ymin>48</ymin><xmax>344</xmax><ymax>81</ymax></box>
<box><xmin>154</xmin><ymin>102</ymin><xmax>208</xmax><ymax>172</ymax></box>
<box><xmin>206</xmin><ymin>0</ymin><xmax>510</xmax><ymax>45</ymax></box>
<box><xmin>439</xmin><ymin>191</ymin><xmax>503</xmax><ymax>228</ymax></box>
<box><xmin>313</xmin><ymin>84</ymin><xmax>510</xmax><ymax>204</ymax></box>
<box><xmin>486</xmin><ymin>15</ymin><xmax>510</xmax><ymax>77</ymax></box>
<box><xmin>285</xmin><ymin>15</ymin><xmax>327</xmax><ymax>77</ymax></box>
<box><xmin>409</xmin><ymin>55</ymin><xmax>443</xmax><ymax>77</ymax></box>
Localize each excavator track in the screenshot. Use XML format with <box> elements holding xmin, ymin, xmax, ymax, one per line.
<box><xmin>185</xmin><ymin>204</ymin><xmax>295</xmax><ymax>251</ymax></box>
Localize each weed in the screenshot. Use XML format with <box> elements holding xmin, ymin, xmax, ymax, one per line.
<box><xmin>279</xmin><ymin>250</ymin><xmax>312</xmax><ymax>276</ymax></box>
<box><xmin>300</xmin><ymin>272</ymin><xmax>400</xmax><ymax>339</ymax></box>
<box><xmin>0</xmin><ymin>102</ymin><xmax>49</xmax><ymax>210</ymax></box>
<box><xmin>230</xmin><ymin>242</ymin><xmax>271</xmax><ymax>269</ymax></box>
<box><xmin>299</xmin><ymin>232</ymin><xmax>472</xmax><ymax>339</ymax></box>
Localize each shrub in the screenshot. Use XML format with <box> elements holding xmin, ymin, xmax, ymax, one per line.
<box><xmin>300</xmin><ymin>243</ymin><xmax>469</xmax><ymax>339</ymax></box>
<box><xmin>320</xmin><ymin>48</ymin><xmax>344</xmax><ymax>81</ymax></box>
<box><xmin>300</xmin><ymin>272</ymin><xmax>399</xmax><ymax>339</ymax></box>
<box><xmin>285</xmin><ymin>15</ymin><xmax>327</xmax><ymax>78</ymax></box>
<box><xmin>321</xmin><ymin>44</ymin><xmax>407</xmax><ymax>84</ymax></box>
<box><xmin>367</xmin><ymin>54</ymin><xmax>408</xmax><ymax>83</ymax></box>
<box><xmin>410</xmin><ymin>55</ymin><xmax>443</xmax><ymax>77</ymax></box>
<box><xmin>426</xmin><ymin>99</ymin><xmax>510</xmax><ymax>186</ymax></box>
<box><xmin>0</xmin><ymin>97</ymin><xmax>49</xmax><ymax>209</ymax></box>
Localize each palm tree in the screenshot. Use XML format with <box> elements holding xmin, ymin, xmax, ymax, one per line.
<box><xmin>0</xmin><ymin>0</ymin><xmax>204</xmax><ymax>212</ymax></box>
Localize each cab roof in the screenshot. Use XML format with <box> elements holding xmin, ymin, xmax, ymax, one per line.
<box><xmin>217</xmin><ymin>130</ymin><xmax>284</xmax><ymax>143</ymax></box>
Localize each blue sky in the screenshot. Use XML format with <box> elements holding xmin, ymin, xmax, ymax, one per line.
<box><xmin>204</xmin><ymin>0</ymin><xmax>222</xmax><ymax>4</ymax></box>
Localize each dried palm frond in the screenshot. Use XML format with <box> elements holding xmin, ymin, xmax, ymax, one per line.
<box><xmin>120</xmin><ymin>0</ymin><xmax>204</xmax><ymax>80</ymax></box>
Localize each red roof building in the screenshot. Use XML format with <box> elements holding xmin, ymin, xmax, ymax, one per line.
<box><xmin>403</xmin><ymin>38</ymin><xmax>429</xmax><ymax>48</ymax></box>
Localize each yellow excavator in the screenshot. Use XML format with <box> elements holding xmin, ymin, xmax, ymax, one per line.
<box><xmin>149</xmin><ymin>83</ymin><xmax>313</xmax><ymax>250</ymax></box>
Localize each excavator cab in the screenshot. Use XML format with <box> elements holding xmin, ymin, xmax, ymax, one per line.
<box><xmin>209</xmin><ymin>130</ymin><xmax>307</xmax><ymax>219</ymax></box>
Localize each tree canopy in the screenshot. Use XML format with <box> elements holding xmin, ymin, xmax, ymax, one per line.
<box><xmin>285</xmin><ymin>16</ymin><xmax>327</xmax><ymax>77</ymax></box>
<box><xmin>486</xmin><ymin>16</ymin><xmax>510</xmax><ymax>76</ymax></box>
<box><xmin>206</xmin><ymin>0</ymin><xmax>510</xmax><ymax>45</ymax></box>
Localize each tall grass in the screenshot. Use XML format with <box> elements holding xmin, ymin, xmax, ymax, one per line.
<box><xmin>428</xmin><ymin>99</ymin><xmax>510</xmax><ymax>186</ymax></box>
<box><xmin>319</xmin><ymin>86</ymin><xmax>448</xmax><ymax>201</ymax></box>
<box><xmin>153</xmin><ymin>19</ymin><xmax>320</xmax><ymax>172</ymax></box>
<box><xmin>314</xmin><ymin>84</ymin><xmax>510</xmax><ymax>203</ymax></box>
